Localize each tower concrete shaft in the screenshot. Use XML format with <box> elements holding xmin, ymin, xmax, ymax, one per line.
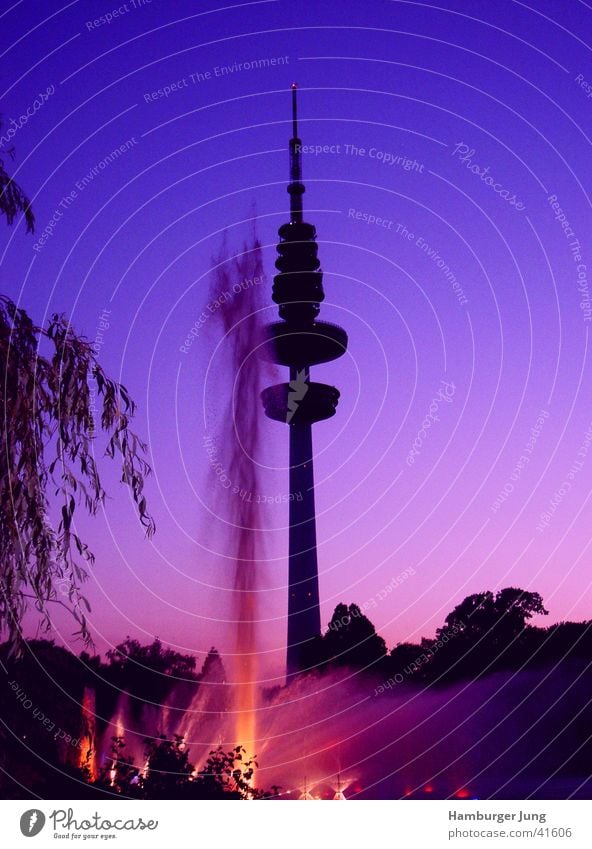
<box><xmin>261</xmin><ymin>86</ymin><xmax>347</xmax><ymax>676</ymax></box>
<box><xmin>287</xmin><ymin>413</ymin><xmax>321</xmax><ymax>674</ymax></box>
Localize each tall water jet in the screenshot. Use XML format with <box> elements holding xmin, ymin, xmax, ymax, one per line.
<box><xmin>261</xmin><ymin>85</ymin><xmax>348</xmax><ymax>676</ymax></box>
<box><xmin>204</xmin><ymin>234</ymin><xmax>274</xmax><ymax>772</ymax></box>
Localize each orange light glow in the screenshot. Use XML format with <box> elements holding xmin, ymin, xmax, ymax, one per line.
<box><xmin>79</xmin><ymin>687</ymin><xmax>98</xmax><ymax>782</ymax></box>
<box><xmin>233</xmin><ymin>556</ymin><xmax>258</xmax><ymax>793</ymax></box>
<box><xmin>109</xmin><ymin>711</ymin><xmax>126</xmax><ymax>786</ymax></box>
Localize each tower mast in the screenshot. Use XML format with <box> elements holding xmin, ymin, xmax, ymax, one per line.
<box><xmin>261</xmin><ymin>86</ymin><xmax>348</xmax><ymax>677</ymax></box>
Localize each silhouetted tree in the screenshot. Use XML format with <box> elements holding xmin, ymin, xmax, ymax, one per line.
<box><xmin>194</xmin><ymin>744</ymin><xmax>272</xmax><ymax>800</ymax></box>
<box><xmin>427</xmin><ymin>588</ymin><xmax>549</xmax><ymax>680</ymax></box>
<box><xmin>0</xmin><ymin>639</ymin><xmax>90</xmax><ymax>796</ymax></box>
<box><xmin>107</xmin><ymin>637</ymin><xmax>196</xmax><ymax>678</ymax></box>
<box><xmin>139</xmin><ymin>734</ymin><xmax>194</xmax><ymax>798</ymax></box>
<box><xmin>388</xmin><ymin>640</ymin><xmax>427</xmax><ymax>681</ymax></box>
<box><xmin>319</xmin><ymin>603</ymin><xmax>387</xmax><ymax>671</ymax></box>
<box><xmin>0</xmin><ymin>302</ymin><xmax>155</xmax><ymax>650</ymax></box>
<box><xmin>97</xmin><ymin>736</ymin><xmax>274</xmax><ymax>800</ymax></box>
<box><xmin>437</xmin><ymin>588</ymin><xmax>547</xmax><ymax>644</ymax></box>
<box><xmin>105</xmin><ymin>638</ymin><xmax>197</xmax><ymax>706</ymax></box>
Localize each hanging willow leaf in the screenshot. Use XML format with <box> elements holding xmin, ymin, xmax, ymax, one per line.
<box><xmin>0</xmin><ymin>135</ymin><xmax>34</xmax><ymax>233</ymax></box>
<box><xmin>0</xmin><ymin>296</ymin><xmax>155</xmax><ymax>653</ymax></box>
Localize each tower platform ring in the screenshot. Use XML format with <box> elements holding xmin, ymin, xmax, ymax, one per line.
<box><xmin>261</xmin><ymin>381</ymin><xmax>340</xmax><ymax>425</ymax></box>
<box><xmin>261</xmin><ymin>320</ymin><xmax>348</xmax><ymax>367</ymax></box>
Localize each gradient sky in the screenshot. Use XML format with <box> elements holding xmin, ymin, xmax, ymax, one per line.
<box><xmin>2</xmin><ymin>0</ymin><xmax>592</xmax><ymax>680</ymax></box>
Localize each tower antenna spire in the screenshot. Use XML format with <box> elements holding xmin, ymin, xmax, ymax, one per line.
<box><xmin>292</xmin><ymin>81</ymin><xmax>298</xmax><ymax>137</ymax></box>
<box><xmin>288</xmin><ymin>83</ymin><xmax>304</xmax><ymax>223</ymax></box>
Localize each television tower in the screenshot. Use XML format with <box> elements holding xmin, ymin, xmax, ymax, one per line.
<box><xmin>261</xmin><ymin>86</ymin><xmax>348</xmax><ymax>676</ymax></box>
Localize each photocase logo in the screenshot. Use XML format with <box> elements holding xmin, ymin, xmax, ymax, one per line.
<box><xmin>20</xmin><ymin>810</ymin><xmax>45</xmax><ymax>837</ymax></box>
<box><xmin>286</xmin><ymin>369</ymin><xmax>308</xmax><ymax>423</ymax></box>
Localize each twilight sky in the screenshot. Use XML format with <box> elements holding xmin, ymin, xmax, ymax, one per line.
<box><xmin>2</xmin><ymin>0</ymin><xmax>592</xmax><ymax>680</ymax></box>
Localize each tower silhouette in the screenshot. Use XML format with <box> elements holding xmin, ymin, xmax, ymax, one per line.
<box><xmin>261</xmin><ymin>86</ymin><xmax>348</xmax><ymax>676</ymax></box>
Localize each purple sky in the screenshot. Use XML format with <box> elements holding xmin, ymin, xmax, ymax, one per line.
<box><xmin>2</xmin><ymin>0</ymin><xmax>592</xmax><ymax>679</ymax></box>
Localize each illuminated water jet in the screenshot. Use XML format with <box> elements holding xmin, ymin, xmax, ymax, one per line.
<box><xmin>79</xmin><ymin>686</ymin><xmax>98</xmax><ymax>781</ymax></box>
<box><xmin>198</xmin><ymin>231</ymin><xmax>275</xmax><ymax>775</ymax></box>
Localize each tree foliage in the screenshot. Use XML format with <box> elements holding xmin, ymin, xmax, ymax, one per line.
<box><xmin>0</xmin><ymin>135</ymin><xmax>34</xmax><ymax>232</ymax></box>
<box><xmin>436</xmin><ymin>587</ymin><xmax>548</xmax><ymax>645</ymax></box>
<box><xmin>0</xmin><ymin>298</ymin><xmax>155</xmax><ymax>650</ymax></box>
<box><xmin>106</xmin><ymin>637</ymin><xmax>197</xmax><ymax>678</ymax></box>
<box><xmin>303</xmin><ymin>603</ymin><xmax>388</xmax><ymax>672</ymax></box>
<box><xmin>388</xmin><ymin>587</ymin><xmax>550</xmax><ymax>683</ymax></box>
<box><xmin>105</xmin><ymin>638</ymin><xmax>197</xmax><ymax>705</ymax></box>
<box><xmin>98</xmin><ymin>736</ymin><xmax>275</xmax><ymax>800</ymax></box>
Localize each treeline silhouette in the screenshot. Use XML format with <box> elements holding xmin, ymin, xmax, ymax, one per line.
<box><xmin>1</xmin><ymin>587</ymin><xmax>590</xmax><ymax>799</ymax></box>
<box><xmin>306</xmin><ymin>587</ymin><xmax>592</xmax><ymax>685</ymax></box>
